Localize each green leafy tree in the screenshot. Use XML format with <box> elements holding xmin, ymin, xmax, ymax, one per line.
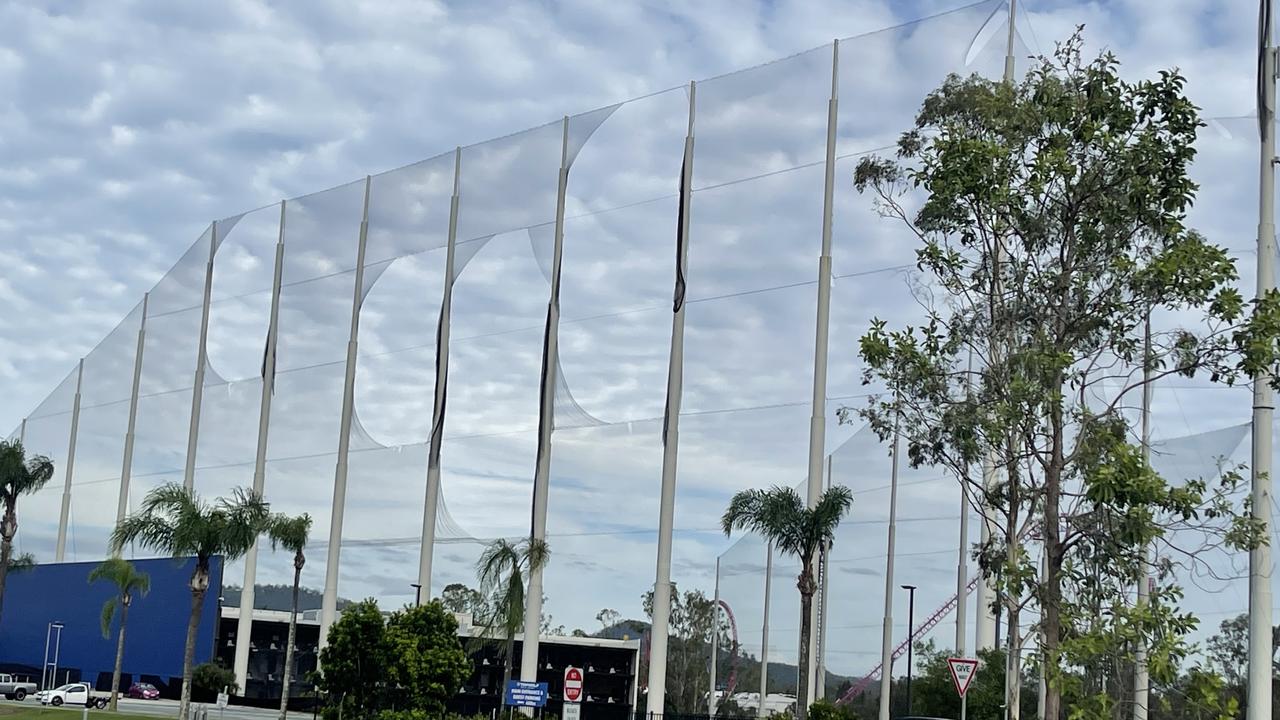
<box><xmin>111</xmin><ymin>484</ymin><xmax>270</xmax><ymax>720</ymax></box>
<box><xmin>439</xmin><ymin>582</ymin><xmax>491</xmax><ymax>619</ymax></box>
<box><xmin>0</xmin><ymin>439</ymin><xmax>53</xmax><ymax>625</ymax></box>
<box><xmin>385</xmin><ymin>601</ymin><xmax>470</xmax><ymax>713</ymax></box>
<box><xmin>847</xmin><ymin>32</ymin><xmax>1280</xmax><ymax>720</ymax></box>
<box><xmin>908</xmin><ymin>642</ymin><xmax>1031</xmax><ymax>720</ymax></box>
<box><xmin>89</xmin><ymin>558</ymin><xmax>150</xmax><ymax>711</ymax></box>
<box><xmin>193</xmin><ymin>660</ymin><xmax>238</xmax><ymax>695</ymax></box>
<box><xmin>721</xmin><ymin>485</ymin><xmax>853</xmax><ymax>720</ymax></box>
<box><xmin>266</xmin><ymin>512</ymin><xmax>312</xmax><ymax>720</ymax></box>
<box><xmin>476</xmin><ymin>537</ymin><xmax>550</xmax><ymax>696</ymax></box>
<box><xmin>316</xmin><ymin>599</ymin><xmax>391</xmax><ymax>717</ymax></box>
<box><xmin>640</xmin><ymin>584</ymin><xmax>731</xmax><ymax>713</ymax></box>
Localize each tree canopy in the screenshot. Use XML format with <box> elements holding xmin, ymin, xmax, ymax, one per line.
<box><xmin>848</xmin><ymin>31</ymin><xmax>1280</xmax><ymax>720</ymax></box>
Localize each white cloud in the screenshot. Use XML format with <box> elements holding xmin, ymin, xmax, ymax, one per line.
<box><xmin>0</xmin><ymin>0</ymin><xmax>1269</xmax><ymax>676</ymax></box>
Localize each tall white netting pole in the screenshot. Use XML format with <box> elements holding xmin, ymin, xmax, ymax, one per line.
<box><xmin>53</xmin><ymin>358</ymin><xmax>83</xmax><ymax>562</ymax></box>
<box><xmin>646</xmin><ymin>81</ymin><xmax>696</xmax><ymax>718</ymax></box>
<box><xmin>1249</xmin><ymin>3</ymin><xmax>1276</xmax><ymax>719</ymax></box>
<box><xmin>417</xmin><ymin>147</ymin><xmax>462</xmax><ymax>599</ymax></box>
<box><xmin>232</xmin><ymin>199</ymin><xmax>287</xmax><ymax>691</ymax></box>
<box><xmin>116</xmin><ymin>292</ymin><xmax>149</xmax><ymax>526</ymax></box>
<box><xmin>319</xmin><ymin>176</ymin><xmax>373</xmax><ymax>649</ymax></box>
<box><xmin>183</xmin><ymin>222</ymin><xmax>217</xmax><ymax>492</ymax></box>
<box><xmin>877</xmin><ymin>420</ymin><xmax>901</xmax><ymax>720</ymax></box>
<box><xmin>801</xmin><ymin>38</ymin><xmax>841</xmax><ymax>706</ymax></box>
<box><xmin>520</xmin><ymin>117</ymin><xmax>572</xmax><ymax>688</ymax></box>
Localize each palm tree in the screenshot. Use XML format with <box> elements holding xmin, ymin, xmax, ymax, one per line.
<box><xmin>111</xmin><ymin>483</ymin><xmax>270</xmax><ymax>720</ymax></box>
<box><xmin>0</xmin><ymin>439</ymin><xmax>54</xmax><ymax>625</ymax></box>
<box><xmin>476</xmin><ymin>537</ymin><xmax>550</xmax><ymax>694</ymax></box>
<box><xmin>721</xmin><ymin>485</ymin><xmax>852</xmax><ymax>720</ymax></box>
<box><xmin>266</xmin><ymin>513</ymin><xmax>311</xmax><ymax>720</ymax></box>
<box><xmin>89</xmin><ymin>558</ymin><xmax>150</xmax><ymax>711</ymax></box>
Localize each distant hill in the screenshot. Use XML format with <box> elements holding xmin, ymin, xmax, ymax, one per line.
<box><xmin>598</xmin><ymin>620</ymin><xmax>855</xmax><ymax>697</ymax></box>
<box><xmin>222</xmin><ymin>584</ymin><xmax>353</xmax><ymax>612</ymax></box>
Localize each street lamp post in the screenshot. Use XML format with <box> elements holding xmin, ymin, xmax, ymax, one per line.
<box><xmin>410</xmin><ymin>583</ymin><xmax>422</xmax><ymax>607</ymax></box>
<box><xmin>901</xmin><ymin>585</ymin><xmax>917</xmax><ymax>716</ymax></box>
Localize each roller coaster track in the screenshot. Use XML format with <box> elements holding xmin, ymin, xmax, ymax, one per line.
<box><xmin>835</xmin><ymin>574</ymin><xmax>982</xmax><ymax>705</ymax></box>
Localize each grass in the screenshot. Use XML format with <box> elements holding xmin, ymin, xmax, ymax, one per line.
<box><xmin>0</xmin><ymin>706</ymin><xmax>160</xmax><ymax>720</ymax></box>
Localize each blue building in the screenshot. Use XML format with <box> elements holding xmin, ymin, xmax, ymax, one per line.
<box><xmin>0</xmin><ymin>556</ymin><xmax>223</xmax><ymax>696</ymax></box>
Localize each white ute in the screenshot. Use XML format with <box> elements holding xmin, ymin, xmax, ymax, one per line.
<box><xmin>37</xmin><ymin>683</ymin><xmax>108</xmax><ymax>709</ymax></box>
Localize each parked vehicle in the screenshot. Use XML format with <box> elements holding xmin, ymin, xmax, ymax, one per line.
<box><xmin>127</xmin><ymin>682</ymin><xmax>160</xmax><ymax>700</ymax></box>
<box><xmin>0</xmin><ymin>674</ymin><xmax>37</xmax><ymax>701</ymax></box>
<box><xmin>37</xmin><ymin>683</ymin><xmax>107</xmax><ymax>709</ymax></box>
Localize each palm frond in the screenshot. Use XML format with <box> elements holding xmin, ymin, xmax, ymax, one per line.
<box><xmin>722</xmin><ymin>485</ymin><xmax>852</xmax><ymax>563</ymax></box>
<box><xmin>477</xmin><ymin>539</ymin><xmax>521</xmax><ymax>597</ymax></box>
<box><xmin>267</xmin><ymin>513</ymin><xmax>312</xmax><ymax>555</ymax></box>
<box><xmin>524</xmin><ymin>537</ymin><xmax>551</xmax><ymax>573</ymax></box>
<box><xmin>9</xmin><ymin>553</ymin><xmax>36</xmax><ymax>573</ymax></box>
<box><xmin>99</xmin><ymin>597</ymin><xmax>118</xmax><ymax>639</ymax></box>
<box><xmin>216</xmin><ymin>487</ymin><xmax>272</xmax><ymax>560</ymax></box>
<box><xmin>0</xmin><ymin>440</ymin><xmax>55</xmax><ymax>500</ymax></box>
<box><xmin>111</xmin><ymin>514</ymin><xmax>175</xmax><ymax>556</ymax></box>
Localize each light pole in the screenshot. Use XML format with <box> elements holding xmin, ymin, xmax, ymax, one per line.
<box><xmin>901</xmin><ymin>585</ymin><xmax>917</xmax><ymax>716</ymax></box>
<box><xmin>410</xmin><ymin>583</ymin><xmax>422</xmax><ymax>607</ymax></box>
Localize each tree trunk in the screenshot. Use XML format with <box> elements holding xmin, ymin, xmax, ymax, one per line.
<box><xmin>0</xmin><ymin>501</ymin><xmax>17</xmax><ymax>626</ymax></box>
<box><xmin>111</xmin><ymin>598</ymin><xmax>129</xmax><ymax>712</ymax></box>
<box><xmin>182</xmin><ymin>564</ymin><xmax>210</xmax><ymax>720</ymax></box>
<box><xmin>280</xmin><ymin>558</ymin><xmax>302</xmax><ymax>720</ymax></box>
<box><xmin>1042</xmin><ymin>406</ymin><xmax>1065</xmax><ymax>720</ymax></box>
<box><xmin>503</xmin><ymin>633</ymin><xmax>515</xmax><ymax>704</ymax></box>
<box><xmin>796</xmin><ymin>562</ymin><xmax>816</xmax><ymax>720</ymax></box>
<box><xmin>1004</xmin><ymin>448</ymin><xmax>1021</xmax><ymax>720</ymax></box>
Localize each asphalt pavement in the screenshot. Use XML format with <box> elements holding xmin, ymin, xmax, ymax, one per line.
<box><xmin>116</xmin><ymin>698</ymin><xmax>287</xmax><ymax>720</ymax></box>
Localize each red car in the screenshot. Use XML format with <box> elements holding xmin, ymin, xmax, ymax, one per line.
<box><xmin>126</xmin><ymin>683</ymin><xmax>159</xmax><ymax>700</ymax></box>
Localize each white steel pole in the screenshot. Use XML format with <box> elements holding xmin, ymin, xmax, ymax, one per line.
<box><xmin>116</xmin><ymin>293</ymin><xmax>149</xmax><ymax>526</ymax></box>
<box><xmin>54</xmin><ymin>358</ymin><xmax>83</xmax><ymax>562</ymax></box>
<box><xmin>816</xmin><ymin>454</ymin><xmax>834</xmax><ymax>700</ymax></box>
<box><xmin>233</xmin><ymin>200</ymin><xmax>287</xmax><ymax>692</ymax></box>
<box><xmin>183</xmin><ymin>223</ymin><xmax>218</xmax><ymax>492</ymax></box>
<box><xmin>759</xmin><ymin>543</ymin><xmax>773</xmax><ymax>720</ymax></box>
<box><xmin>646</xmin><ymin>82</ymin><xmax>696</xmax><ymax>718</ymax></box>
<box><xmin>957</xmin><ymin>351</ymin><xmax>972</xmax><ymax>656</ymax></box>
<box><xmin>877</xmin><ymin>419</ymin><xmax>901</xmax><ymax>720</ymax></box>
<box><xmin>803</xmin><ymin>40</ymin><xmax>840</xmax><ymax>705</ymax></box>
<box><xmin>956</xmin><ymin>481</ymin><xmax>969</xmax><ymax>656</ymax></box>
<box><xmin>710</xmin><ymin>557</ymin><xmax>720</xmax><ymax>717</ymax></box>
<box><xmin>418</xmin><ymin>147</ymin><xmax>463</xmax><ymax>598</ymax></box>
<box><xmin>319</xmin><ymin>176</ymin><xmax>373</xmax><ymax>649</ymax></box>
<box><xmin>1004</xmin><ymin>0</ymin><xmax>1018</xmax><ymax>84</ymax></box>
<box><xmin>520</xmin><ymin>117</ymin><xmax>572</xmax><ymax>686</ymax></box>
<box><xmin>1132</xmin><ymin>316</ymin><xmax>1153</xmax><ymax>720</ymax></box>
<box><xmin>1037</xmin><ymin>550</ymin><xmax>1047</xmax><ymax>720</ymax></box>
<box><xmin>1249</xmin><ymin>4</ymin><xmax>1275</xmax><ymax>720</ymax></box>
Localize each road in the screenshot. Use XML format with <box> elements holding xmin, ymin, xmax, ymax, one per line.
<box><xmin>116</xmin><ymin>699</ymin><xmax>285</xmax><ymax>720</ymax></box>
<box><xmin>0</xmin><ymin>698</ymin><xmax>288</xmax><ymax>720</ymax></box>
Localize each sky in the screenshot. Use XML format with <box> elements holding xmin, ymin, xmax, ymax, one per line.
<box><xmin>0</xmin><ymin>0</ymin><xmax>1273</xmax><ymax>682</ymax></box>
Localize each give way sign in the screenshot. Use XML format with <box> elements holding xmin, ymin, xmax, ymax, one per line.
<box><xmin>564</xmin><ymin>666</ymin><xmax>584</xmax><ymax>703</ymax></box>
<box><xmin>947</xmin><ymin>657</ymin><xmax>979</xmax><ymax>697</ymax></box>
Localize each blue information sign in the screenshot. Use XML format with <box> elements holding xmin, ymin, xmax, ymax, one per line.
<box><xmin>504</xmin><ymin>680</ymin><xmax>548</xmax><ymax>708</ymax></box>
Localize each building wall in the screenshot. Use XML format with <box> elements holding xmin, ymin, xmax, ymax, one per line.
<box><xmin>0</xmin><ymin>556</ymin><xmax>223</xmax><ymax>694</ymax></box>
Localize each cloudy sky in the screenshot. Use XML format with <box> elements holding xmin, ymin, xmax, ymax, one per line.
<box><xmin>0</xmin><ymin>0</ymin><xmax>1272</xmax><ymax>681</ymax></box>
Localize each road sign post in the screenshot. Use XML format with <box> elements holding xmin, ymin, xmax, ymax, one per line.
<box><xmin>948</xmin><ymin>657</ymin><xmax>979</xmax><ymax>720</ymax></box>
<box><xmin>563</xmin><ymin>666</ymin><xmax>583</xmax><ymax>720</ymax></box>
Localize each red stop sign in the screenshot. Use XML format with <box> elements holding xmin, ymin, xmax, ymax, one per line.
<box><xmin>564</xmin><ymin>667</ymin><xmax>583</xmax><ymax>703</ymax></box>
